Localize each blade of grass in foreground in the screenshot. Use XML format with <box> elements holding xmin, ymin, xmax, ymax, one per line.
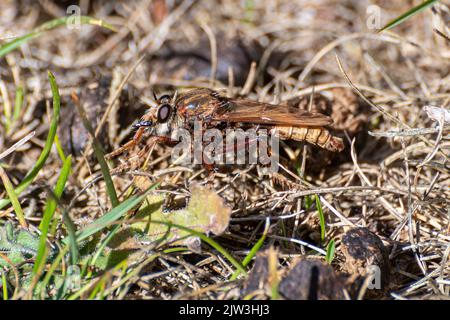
<box><xmin>53</xmin><ymin>134</ymin><xmax>66</xmax><ymax>162</ymax></box>
<box><xmin>0</xmin><ymin>71</ymin><xmax>60</xmax><ymax>210</ymax></box>
<box><xmin>0</xmin><ymin>81</ymin><xmax>12</xmax><ymax>133</ymax></box>
<box><xmin>315</xmin><ymin>195</ymin><xmax>326</xmax><ymax>242</ymax></box>
<box><xmin>148</xmin><ymin>220</ymin><xmax>247</xmax><ymax>276</ymax></box>
<box><xmin>0</xmin><ymin>167</ymin><xmax>26</xmax><ymax>228</ymax></box>
<box><xmin>13</xmin><ymin>86</ymin><xmax>24</xmax><ymax>122</ymax></box>
<box><xmin>83</xmin><ymin>224</ymin><xmax>122</xmax><ymax>276</ymax></box>
<box><xmin>0</xmin><ymin>16</ymin><xmax>115</xmax><ymax>58</ymax></box>
<box><xmin>38</xmin><ymin>244</ymin><xmax>70</xmax><ymax>299</ymax></box>
<box><xmin>378</xmin><ymin>0</ymin><xmax>439</xmax><ymax>33</ymax></box>
<box><xmin>2</xmin><ymin>272</ymin><xmax>8</xmax><ymax>300</ymax></box>
<box><xmin>61</xmin><ymin>206</ymin><xmax>80</xmax><ymax>266</ymax></box>
<box><xmin>71</xmin><ymin>183</ymin><xmax>160</xmax><ymax>243</ymax></box>
<box><xmin>230</xmin><ymin>218</ymin><xmax>270</xmax><ymax>280</ymax></box>
<box><xmin>326</xmin><ymin>240</ymin><xmax>336</xmax><ymax>264</ymax></box>
<box><xmin>33</xmin><ymin>155</ymin><xmax>72</xmax><ymax>275</ymax></box>
<box><xmin>71</xmin><ymin>92</ymin><xmax>119</xmax><ymax>208</ymax></box>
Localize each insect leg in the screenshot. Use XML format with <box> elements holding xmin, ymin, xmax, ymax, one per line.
<box><xmin>106</xmin><ymin>127</ymin><xmax>146</xmax><ymax>159</ymax></box>
<box><xmin>109</xmin><ymin>135</ymin><xmax>177</xmax><ymax>173</ymax></box>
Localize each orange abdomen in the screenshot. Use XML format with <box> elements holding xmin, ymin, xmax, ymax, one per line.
<box><xmin>271</xmin><ymin>126</ymin><xmax>344</xmax><ymax>152</ymax></box>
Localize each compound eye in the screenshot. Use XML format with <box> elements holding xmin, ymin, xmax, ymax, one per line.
<box><xmin>158</xmin><ymin>95</ymin><xmax>171</xmax><ymax>104</ymax></box>
<box><xmin>157</xmin><ymin>104</ymin><xmax>172</xmax><ymax>123</ymax></box>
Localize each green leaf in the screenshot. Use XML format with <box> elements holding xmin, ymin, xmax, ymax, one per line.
<box><xmin>0</xmin><ymin>71</ymin><xmax>61</xmax><ymax>210</ymax></box>
<box><xmin>379</xmin><ymin>0</ymin><xmax>440</xmax><ymax>33</ymax></box>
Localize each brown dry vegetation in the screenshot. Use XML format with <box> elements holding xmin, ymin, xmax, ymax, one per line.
<box><xmin>0</xmin><ymin>0</ymin><xmax>449</xmax><ymax>300</ymax></box>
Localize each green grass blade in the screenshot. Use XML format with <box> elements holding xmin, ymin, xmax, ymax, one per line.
<box><xmin>1</xmin><ymin>272</ymin><xmax>8</xmax><ymax>300</ymax></box>
<box><xmin>61</xmin><ymin>207</ymin><xmax>79</xmax><ymax>266</ymax></box>
<box><xmin>326</xmin><ymin>239</ymin><xmax>336</xmax><ymax>264</ymax></box>
<box><xmin>84</xmin><ymin>224</ymin><xmax>121</xmax><ymax>275</ymax></box>
<box><xmin>72</xmin><ymin>183</ymin><xmax>160</xmax><ymax>243</ymax></box>
<box><xmin>149</xmin><ymin>220</ymin><xmax>247</xmax><ymax>276</ymax></box>
<box><xmin>230</xmin><ymin>218</ymin><xmax>270</xmax><ymax>280</ymax></box>
<box><xmin>81</xmin><ymin>254</ymin><xmax>160</xmax><ymax>300</ymax></box>
<box><xmin>39</xmin><ymin>244</ymin><xmax>70</xmax><ymax>299</ymax></box>
<box><xmin>0</xmin><ymin>16</ymin><xmax>115</xmax><ymax>58</ymax></box>
<box><xmin>38</xmin><ymin>155</ymin><xmax>72</xmax><ymax>231</ymax></box>
<box><xmin>379</xmin><ymin>0</ymin><xmax>439</xmax><ymax>33</ymax></box>
<box><xmin>303</xmin><ymin>194</ymin><xmax>313</xmax><ymax>209</ymax></box>
<box><xmin>91</xmin><ymin>138</ymin><xmax>119</xmax><ymax>207</ymax></box>
<box><xmin>241</xmin><ymin>222</ymin><xmax>269</xmax><ymax>267</ymax></box>
<box><xmin>0</xmin><ymin>167</ymin><xmax>27</xmax><ymax>228</ymax></box>
<box><xmin>188</xmin><ymin>230</ymin><xmax>246</xmax><ymax>276</ymax></box>
<box><xmin>315</xmin><ymin>195</ymin><xmax>326</xmax><ymax>242</ymax></box>
<box><xmin>54</xmin><ymin>134</ymin><xmax>66</xmax><ymax>162</ymax></box>
<box><xmin>0</xmin><ymin>71</ymin><xmax>61</xmax><ymax>210</ymax></box>
<box><xmin>72</xmin><ymin>93</ymin><xmax>119</xmax><ymax>208</ymax></box>
<box><xmin>0</xmin><ymin>82</ymin><xmax>12</xmax><ymax>133</ymax></box>
<box><xmin>163</xmin><ymin>247</ymin><xmax>189</xmax><ymax>254</ymax></box>
<box><xmin>33</xmin><ymin>155</ymin><xmax>72</xmax><ymax>275</ymax></box>
<box><xmin>13</xmin><ymin>86</ymin><xmax>23</xmax><ymax>122</ymax></box>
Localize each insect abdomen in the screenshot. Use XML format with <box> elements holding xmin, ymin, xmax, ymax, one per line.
<box><xmin>271</xmin><ymin>126</ymin><xmax>344</xmax><ymax>152</ymax></box>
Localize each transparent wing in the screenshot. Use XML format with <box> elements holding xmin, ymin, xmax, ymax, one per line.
<box><xmin>213</xmin><ymin>99</ymin><xmax>333</xmax><ymax>127</ymax></box>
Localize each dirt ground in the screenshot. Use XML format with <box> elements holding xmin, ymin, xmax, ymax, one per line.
<box><xmin>0</xmin><ymin>0</ymin><xmax>449</xmax><ymax>300</ymax></box>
